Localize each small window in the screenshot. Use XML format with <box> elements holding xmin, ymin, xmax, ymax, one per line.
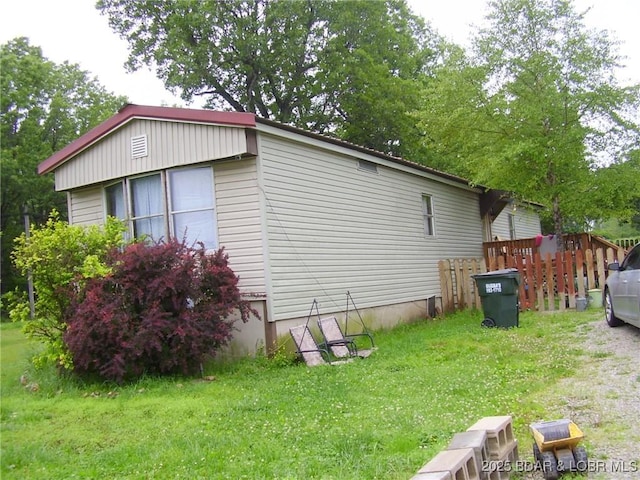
<box><xmin>358</xmin><ymin>159</ymin><xmax>378</xmax><ymax>173</ymax></box>
<box><xmin>105</xmin><ymin>181</ymin><xmax>130</xmax><ymax>242</ymax></box>
<box><xmin>422</xmin><ymin>195</ymin><xmax>435</xmax><ymax>236</ymax></box>
<box><xmin>105</xmin><ymin>182</ymin><xmax>126</xmax><ymax>220</ymax></box>
<box><xmin>131</xmin><ymin>135</ymin><xmax>148</xmax><ymax>158</ymax></box>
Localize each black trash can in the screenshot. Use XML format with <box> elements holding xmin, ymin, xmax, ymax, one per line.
<box><xmin>472</xmin><ymin>268</ymin><xmax>521</xmax><ymax>328</ymax></box>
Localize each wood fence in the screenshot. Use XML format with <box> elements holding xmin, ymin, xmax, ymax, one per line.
<box><xmin>438</xmin><ymin>247</ymin><xmax>627</xmax><ymax>314</ymax></box>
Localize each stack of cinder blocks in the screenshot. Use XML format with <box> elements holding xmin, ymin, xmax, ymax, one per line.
<box><xmin>467</xmin><ymin>416</ymin><xmax>519</xmax><ymax>480</ymax></box>
<box><xmin>411</xmin><ymin>415</ymin><xmax>518</xmax><ymax>480</ymax></box>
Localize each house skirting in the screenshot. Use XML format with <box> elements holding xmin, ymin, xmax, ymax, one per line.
<box><xmin>223</xmin><ymin>297</ymin><xmax>441</xmax><ymax>358</ymax></box>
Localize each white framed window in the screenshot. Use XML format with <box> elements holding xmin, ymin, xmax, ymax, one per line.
<box><xmin>422</xmin><ymin>194</ymin><xmax>435</xmax><ymax>236</ymax></box>
<box><xmin>131</xmin><ymin>173</ymin><xmax>166</xmax><ymax>242</ymax></box>
<box><xmin>168</xmin><ymin>167</ymin><xmax>217</xmax><ymax>250</ymax></box>
<box><xmin>104</xmin><ymin>166</ymin><xmax>218</xmax><ymax>249</ymax></box>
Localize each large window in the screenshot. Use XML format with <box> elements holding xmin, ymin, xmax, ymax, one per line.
<box><xmin>422</xmin><ymin>194</ymin><xmax>435</xmax><ymax>237</ymax></box>
<box><xmin>104</xmin><ymin>166</ymin><xmax>218</xmax><ymax>249</ymax></box>
<box><xmin>169</xmin><ymin>167</ymin><xmax>217</xmax><ymax>249</ymax></box>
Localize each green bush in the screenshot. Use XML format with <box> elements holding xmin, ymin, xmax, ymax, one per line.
<box><xmin>9</xmin><ymin>211</ymin><xmax>126</xmax><ymax>369</ymax></box>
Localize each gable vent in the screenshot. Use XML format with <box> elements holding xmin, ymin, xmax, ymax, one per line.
<box><xmin>358</xmin><ymin>159</ymin><xmax>378</xmax><ymax>173</ymax></box>
<box><xmin>131</xmin><ymin>135</ymin><xmax>148</xmax><ymax>159</ymax></box>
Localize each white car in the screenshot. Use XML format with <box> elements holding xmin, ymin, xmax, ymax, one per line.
<box><xmin>604</xmin><ymin>242</ymin><xmax>640</xmax><ymax>328</ymax></box>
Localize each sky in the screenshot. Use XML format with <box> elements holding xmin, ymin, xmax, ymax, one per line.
<box><xmin>1</xmin><ymin>0</ymin><xmax>638</xmax><ymax>109</ymax></box>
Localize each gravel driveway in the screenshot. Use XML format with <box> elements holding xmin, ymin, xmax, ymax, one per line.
<box><xmin>521</xmin><ymin>312</ymin><xmax>640</xmax><ymax>480</ymax></box>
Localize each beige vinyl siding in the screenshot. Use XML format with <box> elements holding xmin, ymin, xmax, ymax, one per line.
<box><xmin>514</xmin><ymin>206</ymin><xmax>543</xmax><ymax>238</ymax></box>
<box><xmin>214</xmin><ymin>158</ymin><xmax>266</xmax><ymax>294</ymax></box>
<box><xmin>493</xmin><ymin>205</ymin><xmax>542</xmax><ymax>240</ymax></box>
<box><xmin>54</xmin><ymin>120</ymin><xmax>250</xmax><ymax>191</ymax></box>
<box><xmin>258</xmin><ymin>132</ymin><xmax>484</xmax><ymax>321</ymax></box>
<box><xmin>68</xmin><ymin>187</ymin><xmax>103</xmax><ymax>226</ymax></box>
<box><xmin>491</xmin><ymin>210</ymin><xmax>513</xmax><ymax>240</ymax></box>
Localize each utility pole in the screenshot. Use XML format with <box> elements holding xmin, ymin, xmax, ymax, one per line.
<box><xmin>22</xmin><ymin>205</ymin><xmax>35</xmax><ymax>319</ymax></box>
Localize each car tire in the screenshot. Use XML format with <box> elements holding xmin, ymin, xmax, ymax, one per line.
<box><xmin>605</xmin><ymin>289</ymin><xmax>625</xmax><ymax>327</ymax></box>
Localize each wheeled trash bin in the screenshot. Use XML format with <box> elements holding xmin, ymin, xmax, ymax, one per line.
<box><xmin>472</xmin><ymin>268</ymin><xmax>521</xmax><ymax>328</ymax></box>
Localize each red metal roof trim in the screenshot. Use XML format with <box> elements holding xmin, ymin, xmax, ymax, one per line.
<box><xmin>38</xmin><ymin>104</ymin><xmax>256</xmax><ymax>174</ymax></box>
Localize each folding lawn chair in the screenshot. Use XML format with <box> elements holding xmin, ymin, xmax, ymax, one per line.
<box><xmin>317</xmin><ymin>316</ymin><xmax>375</xmax><ymax>359</ymax></box>
<box><xmin>289</xmin><ymin>324</ymin><xmax>350</xmax><ymax>367</ymax></box>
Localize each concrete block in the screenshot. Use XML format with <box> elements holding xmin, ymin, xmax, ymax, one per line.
<box><xmin>410</xmin><ymin>471</ymin><xmax>452</xmax><ymax>480</ymax></box>
<box><xmin>484</xmin><ymin>439</ymin><xmax>519</xmax><ymax>480</ymax></box>
<box><xmin>504</xmin><ymin>439</ymin><xmax>518</xmax><ymax>463</ymax></box>
<box><xmin>447</xmin><ymin>430</ymin><xmax>489</xmax><ymax>480</ymax></box>
<box><xmin>467</xmin><ymin>416</ymin><xmax>515</xmax><ymax>460</ymax></box>
<box><xmin>418</xmin><ymin>447</ymin><xmax>480</xmax><ymax>480</ymax></box>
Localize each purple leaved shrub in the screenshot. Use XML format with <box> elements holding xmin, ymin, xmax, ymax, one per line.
<box><xmin>64</xmin><ymin>239</ymin><xmax>257</xmax><ymax>383</ymax></box>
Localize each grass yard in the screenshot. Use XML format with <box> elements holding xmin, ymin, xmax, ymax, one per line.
<box><xmin>1</xmin><ymin>309</ymin><xmax>597</xmax><ymax>479</ymax></box>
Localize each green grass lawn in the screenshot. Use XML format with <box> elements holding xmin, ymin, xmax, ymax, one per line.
<box><xmin>1</xmin><ymin>309</ymin><xmax>597</xmax><ymax>479</ymax></box>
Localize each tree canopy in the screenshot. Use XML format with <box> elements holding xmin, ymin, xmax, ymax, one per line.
<box><xmin>1</xmin><ymin>37</ymin><xmax>127</xmax><ymax>297</ymax></box>
<box><xmin>97</xmin><ymin>0</ymin><xmax>447</xmax><ymax>159</ymax></box>
<box><xmin>416</xmin><ymin>0</ymin><xmax>640</xmax><ymax>239</ymax></box>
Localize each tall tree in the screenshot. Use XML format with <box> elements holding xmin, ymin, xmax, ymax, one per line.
<box><xmin>1</xmin><ymin>37</ymin><xmax>127</xmax><ymax>297</ymax></box>
<box><xmin>416</xmin><ymin>0</ymin><xmax>640</xmax><ymax>243</ymax></box>
<box><xmin>97</xmin><ymin>0</ymin><xmax>445</xmax><ymax>158</ymax></box>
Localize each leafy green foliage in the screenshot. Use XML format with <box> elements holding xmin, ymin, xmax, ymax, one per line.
<box><xmin>9</xmin><ymin>211</ymin><xmax>127</xmax><ymax>369</ymax></box>
<box><xmin>0</xmin><ymin>37</ymin><xmax>127</xmax><ymax>298</ymax></box>
<box><xmin>64</xmin><ymin>240</ymin><xmax>258</xmax><ymax>383</ymax></box>
<box><xmin>588</xmin><ymin>150</ymin><xmax>640</xmax><ymax>224</ymax></box>
<box><xmin>416</xmin><ymin>0</ymin><xmax>640</xmax><ymax>237</ymax></box>
<box><xmin>96</xmin><ymin>0</ymin><xmax>443</xmax><ymax>158</ymax></box>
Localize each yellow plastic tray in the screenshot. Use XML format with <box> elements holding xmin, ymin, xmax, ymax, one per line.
<box><xmin>530</xmin><ymin>420</ymin><xmax>584</xmax><ymax>452</ymax></box>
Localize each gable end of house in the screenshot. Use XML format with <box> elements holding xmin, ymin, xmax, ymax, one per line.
<box><xmin>37</xmin><ymin>104</ymin><xmax>257</xmax><ymax>175</ymax></box>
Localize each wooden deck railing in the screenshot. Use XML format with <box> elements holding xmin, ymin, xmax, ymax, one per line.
<box><xmin>483</xmin><ymin>233</ymin><xmax>623</xmax><ymax>267</ymax></box>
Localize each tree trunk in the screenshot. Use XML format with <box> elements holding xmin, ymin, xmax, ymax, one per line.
<box><xmin>552</xmin><ymin>195</ymin><xmax>564</xmax><ymax>252</ymax></box>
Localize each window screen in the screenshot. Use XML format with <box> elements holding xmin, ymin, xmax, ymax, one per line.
<box><xmin>131</xmin><ymin>174</ymin><xmax>165</xmax><ymax>242</ymax></box>
<box><xmin>169</xmin><ymin>167</ymin><xmax>217</xmax><ymax>250</ymax></box>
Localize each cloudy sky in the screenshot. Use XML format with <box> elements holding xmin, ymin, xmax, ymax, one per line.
<box><xmin>1</xmin><ymin>0</ymin><xmax>638</xmax><ymax>107</ymax></box>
